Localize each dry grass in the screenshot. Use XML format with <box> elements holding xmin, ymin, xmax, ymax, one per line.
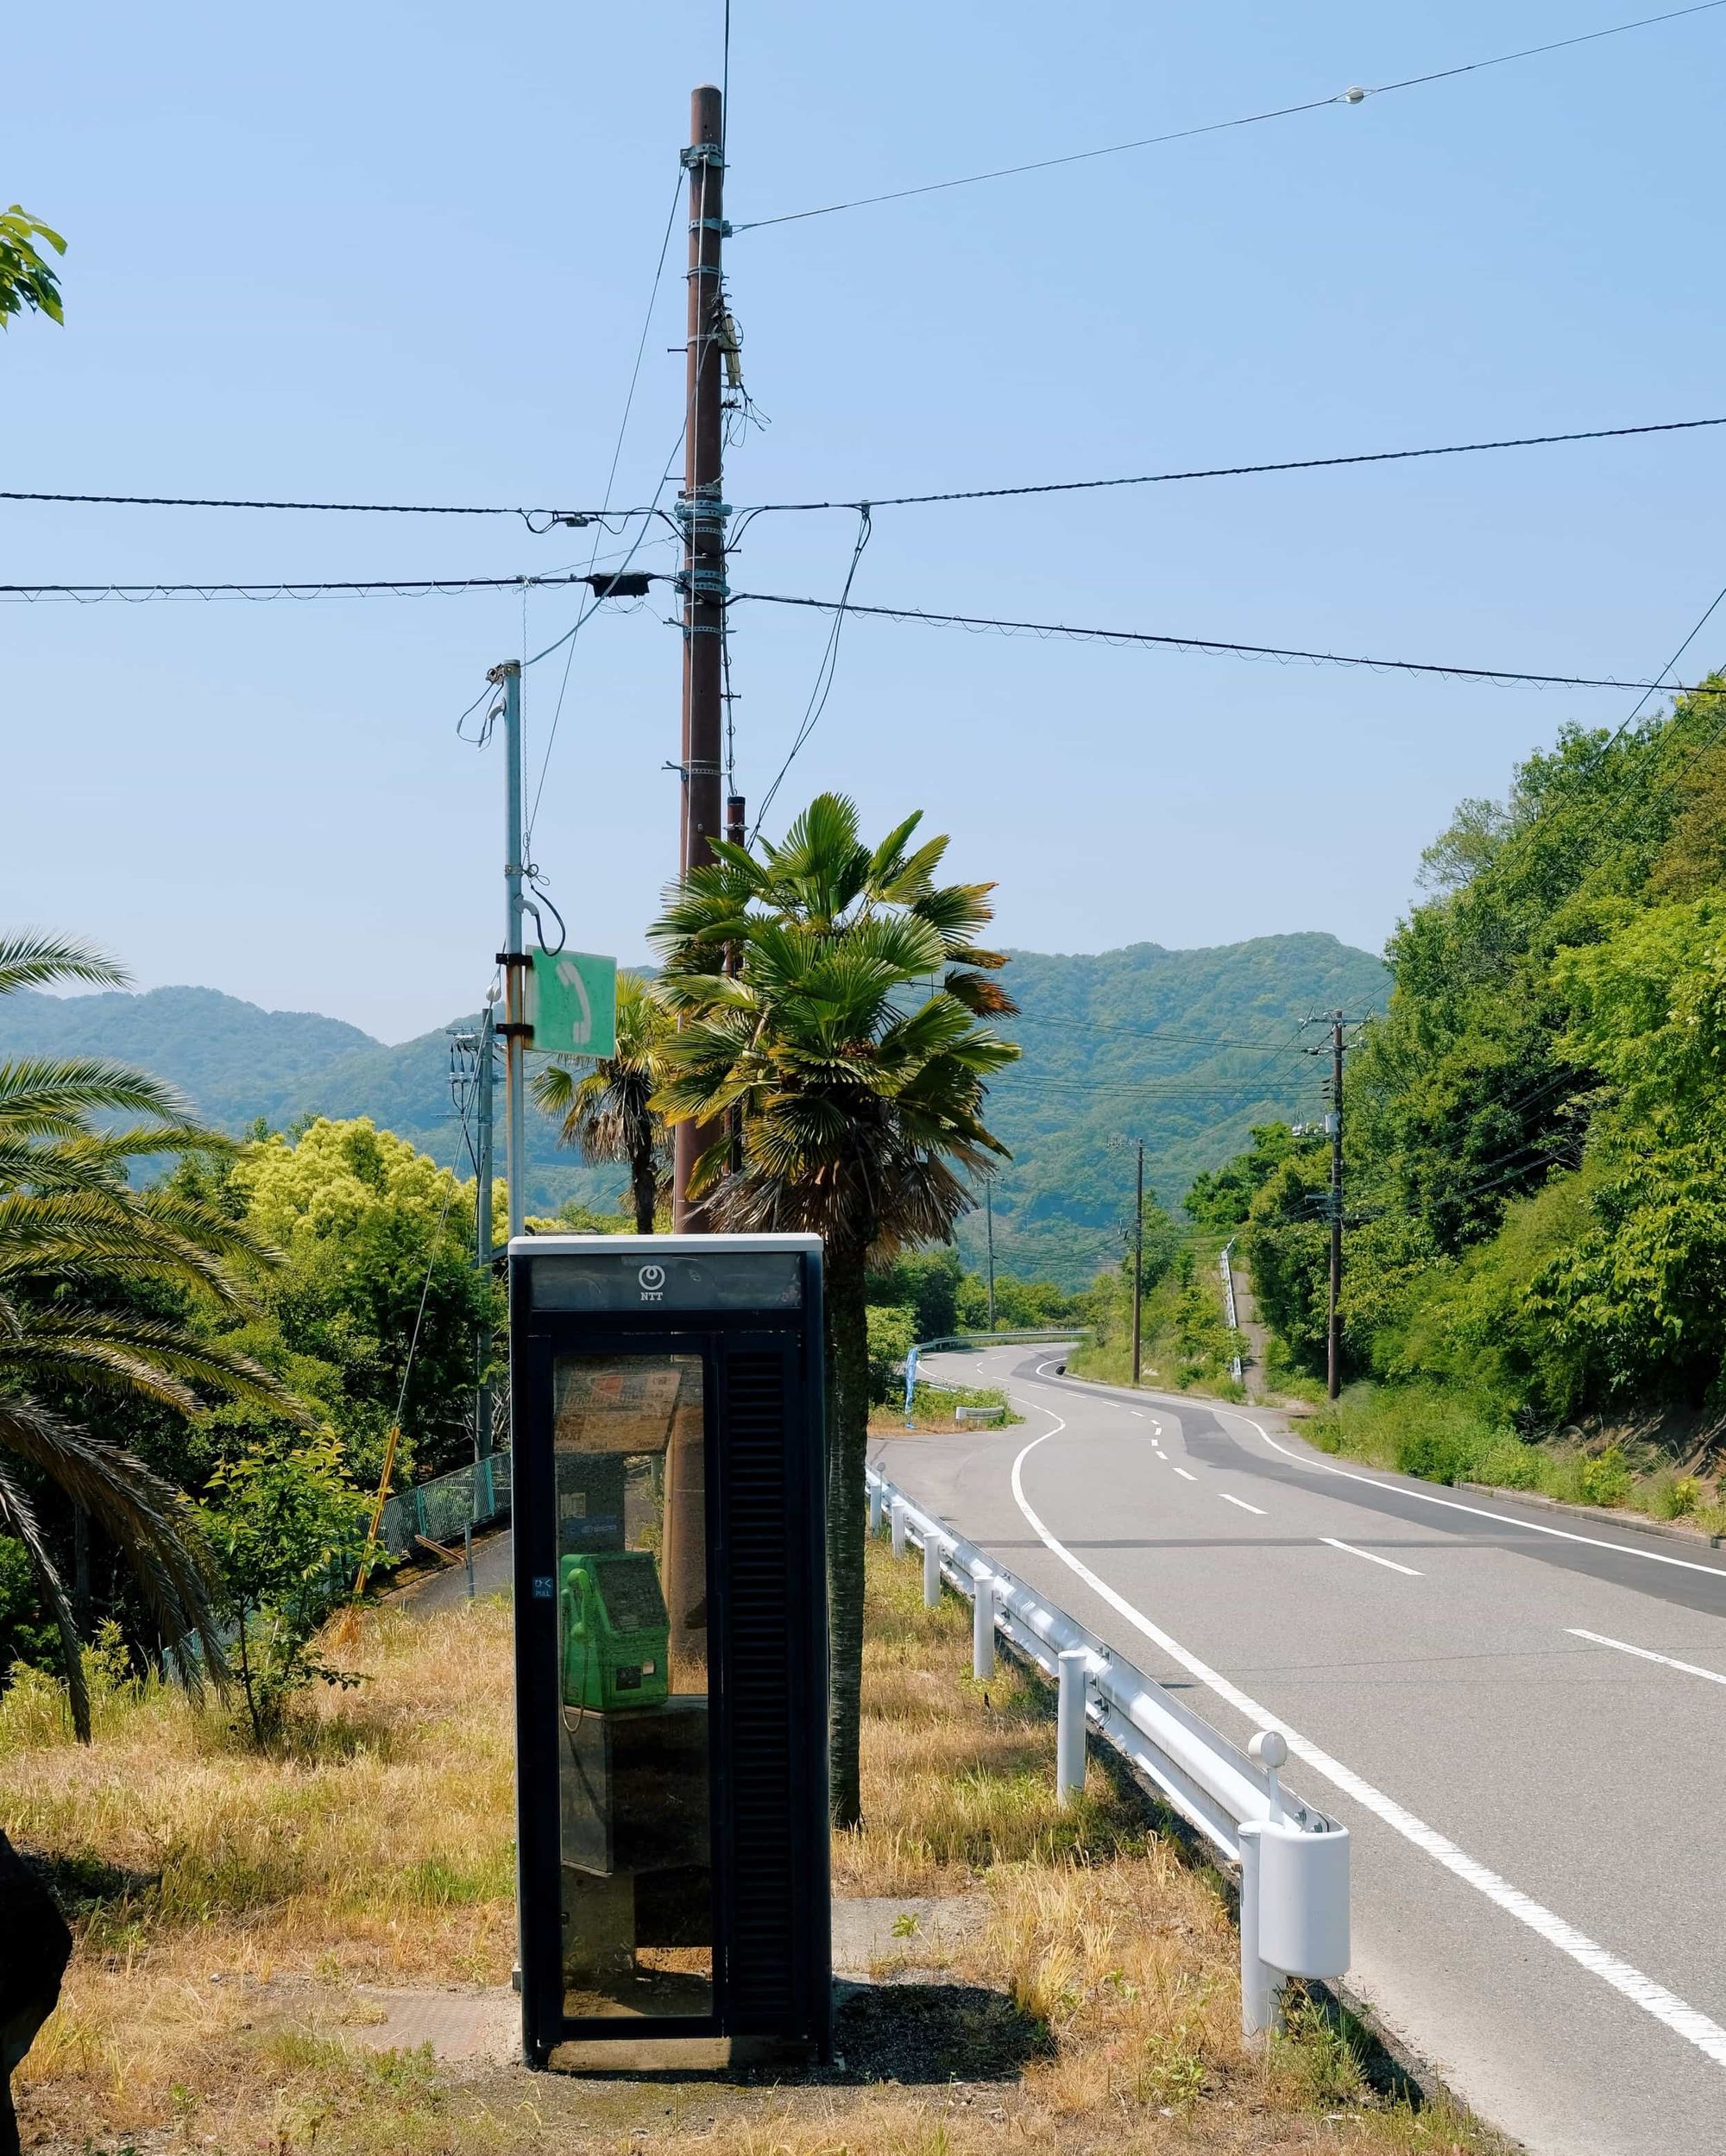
<box><xmin>3</xmin><ymin>1544</ymin><xmax>1507</xmax><ymax>2156</ymax></box>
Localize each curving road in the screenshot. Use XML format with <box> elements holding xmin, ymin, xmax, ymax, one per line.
<box><xmin>877</xmin><ymin>1347</ymin><xmax>1726</xmax><ymax>2156</ymax></box>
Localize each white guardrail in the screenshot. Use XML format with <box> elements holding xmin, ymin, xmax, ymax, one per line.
<box><xmin>866</xmin><ymin>1465</ymin><xmax>1350</xmax><ymax>2036</ymax></box>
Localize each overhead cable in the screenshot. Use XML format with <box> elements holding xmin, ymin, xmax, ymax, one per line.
<box><xmin>15</xmin><ymin>407</ymin><xmax>1722</xmax><ymax>530</ymax></box>
<box><xmin>738</xmin><ymin>413</ymin><xmax>1726</xmax><ymax>515</ymax></box>
<box><xmin>0</xmin><ymin>488</ymin><xmax>608</xmax><ymax>530</ymax></box>
<box><xmin>0</xmin><ymin>573</ymin><xmax>640</xmax><ymax>602</ymax></box>
<box><xmin>732</xmin><ymin>1</ymin><xmax>1726</xmax><ymax>231</ymax></box>
<box><xmin>728</xmin><ymin>589</ymin><xmax>1717</xmax><ymax>695</ymax></box>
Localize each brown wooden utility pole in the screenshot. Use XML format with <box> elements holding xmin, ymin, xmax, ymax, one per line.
<box><xmin>673</xmin><ymin>82</ymin><xmax>727</xmax><ymax>1232</ymax></box>
<box><xmin>1131</xmin><ymin>1139</ymin><xmax>1145</xmax><ymax>1387</ymax></box>
<box><xmin>1327</xmin><ymin>1011</ymin><xmax>1345</xmax><ymax>1400</ymax></box>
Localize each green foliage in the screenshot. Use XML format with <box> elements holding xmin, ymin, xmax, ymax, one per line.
<box><xmin>957</xmin><ymin>1266</ymin><xmax>1086</xmax><ymax>1333</ymax></box>
<box><xmin>201</xmin><ymin>1428</ymin><xmax>372</xmax><ymax>1746</ymax></box>
<box><xmin>217</xmin><ymin>1117</ymin><xmax>500</xmax><ymax>1480</ymax></box>
<box><xmin>957</xmin><ymin>936</ymin><xmax>1389</xmax><ymax>1288</ymax></box>
<box><xmin>0</xmin><ymin>205</ymin><xmax>66</xmax><ymax>326</ymax></box>
<box><xmin>866</xmin><ymin>1246</ymin><xmax>964</xmax><ymax>1340</ymax></box>
<box><xmin>1197</xmin><ymin>681</ymin><xmax>1726</xmax><ymax>1449</ymax></box>
<box><xmin>866</xmin><ymin>1303</ymin><xmax>917</xmax><ymax>1403</ymax></box>
<box><xmin>0</xmin><ymin>932</ymin><xmax>308</xmax><ymax>1739</ymax></box>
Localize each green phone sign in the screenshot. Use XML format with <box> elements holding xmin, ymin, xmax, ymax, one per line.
<box><xmin>527</xmin><ymin>948</ymin><xmax>617</xmax><ymax>1059</ymax></box>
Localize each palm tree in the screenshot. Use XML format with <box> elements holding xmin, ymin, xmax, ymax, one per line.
<box><xmin>648</xmin><ymin>794</ymin><xmax>1019</xmax><ymax>1827</ymax></box>
<box><xmin>531</xmin><ymin>971</ymin><xmax>672</xmax><ymax>1233</ymax></box>
<box><xmin>0</xmin><ymin>933</ymin><xmax>301</xmax><ymax>1738</ymax></box>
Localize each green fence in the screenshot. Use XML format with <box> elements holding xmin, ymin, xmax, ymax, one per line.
<box><xmin>376</xmin><ymin>1451</ymin><xmax>512</xmax><ymax>1559</ymax></box>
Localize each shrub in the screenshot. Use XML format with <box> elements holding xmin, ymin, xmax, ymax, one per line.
<box><xmin>1473</xmin><ymin>1438</ymin><xmax>1541</xmax><ymax>1490</ymax></box>
<box><xmin>1652</xmin><ymin>1472</ymin><xmax>1704</xmax><ymax>1519</ymax></box>
<box><xmin>1578</xmin><ymin>1447</ymin><xmax>1632</xmax><ymax>1508</ymax></box>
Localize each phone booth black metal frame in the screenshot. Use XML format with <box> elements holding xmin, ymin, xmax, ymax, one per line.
<box><xmin>509</xmin><ymin>1234</ymin><xmax>831</xmax><ymax>2065</ymax></box>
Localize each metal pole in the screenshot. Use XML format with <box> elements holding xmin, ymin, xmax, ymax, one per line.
<box><xmin>475</xmin><ymin>999</ymin><xmax>495</xmax><ymax>1458</ymax></box>
<box><xmin>923</xmin><ymin>1529</ymin><xmax>944</xmax><ymax>1609</ymax></box>
<box><xmin>1328</xmin><ymin>1011</ymin><xmax>1344</xmax><ymax>1401</ymax></box>
<box><xmin>1131</xmin><ymin>1139</ymin><xmax>1144</xmax><ymax>1388</ymax></box>
<box><xmin>971</xmin><ymin>1563</ymin><xmax>995</xmax><ymax>1681</ymax></box>
<box><xmin>890</xmin><ymin>1497</ymin><xmax>908</xmax><ymax>1561</ymax></box>
<box><xmin>1056</xmin><ymin>1649</ymin><xmax>1087</xmax><ymax>1804</ymax></box>
<box><xmin>493</xmin><ymin>660</ymin><xmax>529</xmax><ymax>1243</ymax></box>
<box><xmin>672</xmin><ymin>82</ymin><xmax>727</xmax><ymax>1232</ymax></box>
<box><xmin>985</xmin><ymin>1176</ymin><xmax>996</xmax><ymax>1331</ymax></box>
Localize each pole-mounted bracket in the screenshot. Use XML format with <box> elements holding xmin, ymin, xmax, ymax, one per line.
<box><xmin>680</xmin><ymin>142</ymin><xmax>725</xmax><ymax>170</ymax></box>
<box><xmin>690</xmin><ymin>217</ymin><xmax>731</xmax><ymax>236</ymax></box>
<box><xmin>494</xmin><ymin>951</ymin><xmax>532</xmax><ymax>969</ymax></box>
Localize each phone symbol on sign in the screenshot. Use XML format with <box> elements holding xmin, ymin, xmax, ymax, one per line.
<box><xmin>556</xmin><ymin>958</ymin><xmax>593</xmax><ymax>1048</ymax></box>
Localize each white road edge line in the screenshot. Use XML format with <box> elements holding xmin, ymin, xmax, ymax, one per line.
<box><xmin>1220</xmin><ymin>1493</ymin><xmax>1267</xmax><ymax>1516</ymax></box>
<box><xmin>1007</xmin><ymin>1397</ymin><xmax>1726</xmax><ymax>2072</ymax></box>
<box><xmin>1569</xmin><ymin>1628</ymin><xmax>1726</xmax><ymax>1686</ymax></box>
<box><xmin>1173</xmin><ymin>1466</ymin><xmax>1198</xmax><ymax>1482</ymax></box>
<box><xmin>1322</xmin><ymin>1535</ymin><xmax>1421</xmax><ymax>1577</ymax></box>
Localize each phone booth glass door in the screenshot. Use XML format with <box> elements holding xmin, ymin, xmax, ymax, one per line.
<box><xmin>551</xmin><ymin>1352</ymin><xmax>712</xmax><ymax>2019</ymax></box>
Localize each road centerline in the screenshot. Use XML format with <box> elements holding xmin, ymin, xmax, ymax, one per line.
<box><xmin>1220</xmin><ymin>1492</ymin><xmax>1266</xmax><ymax>1516</ymax></box>
<box><xmin>1323</xmin><ymin>1535</ymin><xmax>1422</xmax><ymax>1577</ymax></box>
<box><xmin>1569</xmin><ymin>1628</ymin><xmax>1726</xmax><ymax>1686</ymax></box>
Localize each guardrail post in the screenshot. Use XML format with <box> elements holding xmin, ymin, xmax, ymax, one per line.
<box><xmin>971</xmin><ymin>1563</ymin><xmax>995</xmax><ymax>1680</ymax></box>
<box><xmin>1056</xmin><ymin>1649</ymin><xmax>1087</xmax><ymax>1803</ymax></box>
<box><xmin>1238</xmin><ymin>1821</ymin><xmax>1281</xmax><ymax>2037</ymax></box>
<box><xmin>923</xmin><ymin>1529</ymin><xmax>945</xmax><ymax>1608</ymax></box>
<box><xmin>868</xmin><ymin>1481</ymin><xmax>885</xmax><ymax>1538</ymax></box>
<box><xmin>890</xmin><ymin>1497</ymin><xmax>908</xmax><ymax>1560</ymax></box>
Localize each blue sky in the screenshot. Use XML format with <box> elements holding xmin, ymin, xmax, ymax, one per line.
<box><xmin>4</xmin><ymin>2</ymin><xmax>1723</xmax><ymax>1038</ymax></box>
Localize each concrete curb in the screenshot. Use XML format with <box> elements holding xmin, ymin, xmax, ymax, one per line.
<box><xmin>1454</xmin><ymin>1481</ymin><xmax>1720</xmax><ymax>1551</ymax></box>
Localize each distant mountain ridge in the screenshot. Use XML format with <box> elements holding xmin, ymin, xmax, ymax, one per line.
<box><xmin>0</xmin><ymin>932</ymin><xmax>1390</xmax><ymax>1282</ymax></box>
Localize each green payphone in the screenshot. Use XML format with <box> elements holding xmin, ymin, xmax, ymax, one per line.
<box><xmin>559</xmin><ymin>1551</ymin><xmax>671</xmax><ymax>1713</ymax></box>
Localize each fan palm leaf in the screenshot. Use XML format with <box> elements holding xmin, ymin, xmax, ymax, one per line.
<box><xmin>530</xmin><ymin>970</ymin><xmax>672</xmax><ymax>1232</ymax></box>
<box><xmin>0</xmin><ymin>936</ymin><xmax>308</xmax><ymax>1737</ymax></box>
<box><xmin>649</xmin><ymin>791</ymin><xmax>1021</xmax><ymax>1830</ymax></box>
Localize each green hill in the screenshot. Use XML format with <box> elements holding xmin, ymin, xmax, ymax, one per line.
<box><xmin>965</xmin><ymin>935</ymin><xmax>1390</xmax><ymax>1285</ymax></box>
<box><xmin>0</xmin><ymin>935</ymin><xmax>1389</xmax><ymax>1273</ymax></box>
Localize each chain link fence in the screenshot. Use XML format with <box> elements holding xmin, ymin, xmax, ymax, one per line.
<box><xmin>375</xmin><ymin>1450</ymin><xmax>513</xmax><ymax>1560</ymax></box>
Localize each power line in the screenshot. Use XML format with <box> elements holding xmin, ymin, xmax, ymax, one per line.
<box><xmin>14</xmin><ymin>407</ymin><xmax>1721</xmax><ymax>531</ymax></box>
<box><xmin>748</xmin><ymin>507</ymin><xmax>872</xmax><ymax>839</ymax></box>
<box><xmin>527</xmin><ymin>172</ymin><xmax>688</xmax><ymax>850</ymax></box>
<box><xmin>732</xmin><ymin>1</ymin><xmax>1726</xmax><ymax>232</ymax></box>
<box><xmin>0</xmin><ymin>572</ymin><xmax>633</xmax><ymax>602</ymax></box>
<box><xmin>0</xmin><ymin>487</ymin><xmax>603</xmax><ymax>528</ymax></box>
<box><xmin>736</xmin><ymin>414</ymin><xmax>1726</xmax><ymax>515</ymax></box>
<box><xmin>728</xmin><ymin>589</ymin><xmax>1717</xmax><ymax>695</ymax></box>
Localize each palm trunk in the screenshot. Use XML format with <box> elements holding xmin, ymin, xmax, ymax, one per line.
<box><xmin>630</xmin><ymin>1130</ymin><xmax>658</xmax><ymax>1235</ymax></box>
<box><xmin>824</xmin><ymin>1246</ymin><xmax>870</xmax><ymax>1830</ymax></box>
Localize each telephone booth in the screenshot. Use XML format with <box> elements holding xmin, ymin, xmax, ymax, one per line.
<box><xmin>508</xmin><ymin>1233</ymin><xmax>830</xmax><ymax>2066</ymax></box>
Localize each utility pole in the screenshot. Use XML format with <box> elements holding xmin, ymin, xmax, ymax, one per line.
<box><xmin>1327</xmin><ymin>1010</ymin><xmax>1345</xmax><ymax>1402</ymax></box>
<box><xmin>475</xmin><ymin>996</ymin><xmax>496</xmax><ymax>1458</ymax></box>
<box><xmin>726</xmin><ymin>792</ymin><xmax>745</xmax><ymax>1177</ymax></box>
<box><xmin>984</xmin><ymin>1176</ymin><xmax>997</xmax><ymax>1332</ymax></box>
<box><xmin>672</xmin><ymin>81</ymin><xmax>728</xmax><ymax>1232</ymax></box>
<box><xmin>490</xmin><ymin>659</ymin><xmax>529</xmax><ymax>1243</ymax></box>
<box><xmin>1131</xmin><ymin>1138</ymin><xmax>1144</xmax><ymax>1388</ymax></box>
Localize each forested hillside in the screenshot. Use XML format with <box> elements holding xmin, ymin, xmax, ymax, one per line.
<box><xmin>967</xmin><ymin>935</ymin><xmax>1389</xmax><ymax>1284</ymax></box>
<box><xmin>3</xmin><ymin>937</ymin><xmax>1389</xmax><ymax>1281</ymax></box>
<box><xmin>1197</xmin><ymin>678</ymin><xmax>1726</xmax><ymax>1446</ymax></box>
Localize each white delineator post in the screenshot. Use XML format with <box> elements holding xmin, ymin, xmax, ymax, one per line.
<box><xmin>923</xmin><ymin>1530</ymin><xmax>945</xmax><ymax>1608</ymax></box>
<box><xmin>971</xmin><ymin>1563</ymin><xmax>995</xmax><ymax>1680</ymax></box>
<box><xmin>890</xmin><ymin>1497</ymin><xmax>908</xmax><ymax>1560</ymax></box>
<box><xmin>1056</xmin><ymin>1649</ymin><xmax>1087</xmax><ymax>1803</ymax></box>
<box><xmin>868</xmin><ymin>1482</ymin><xmax>885</xmax><ymax>1538</ymax></box>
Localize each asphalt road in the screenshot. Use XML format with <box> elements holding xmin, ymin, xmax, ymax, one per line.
<box><xmin>879</xmin><ymin>1347</ymin><xmax>1726</xmax><ymax>2156</ymax></box>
